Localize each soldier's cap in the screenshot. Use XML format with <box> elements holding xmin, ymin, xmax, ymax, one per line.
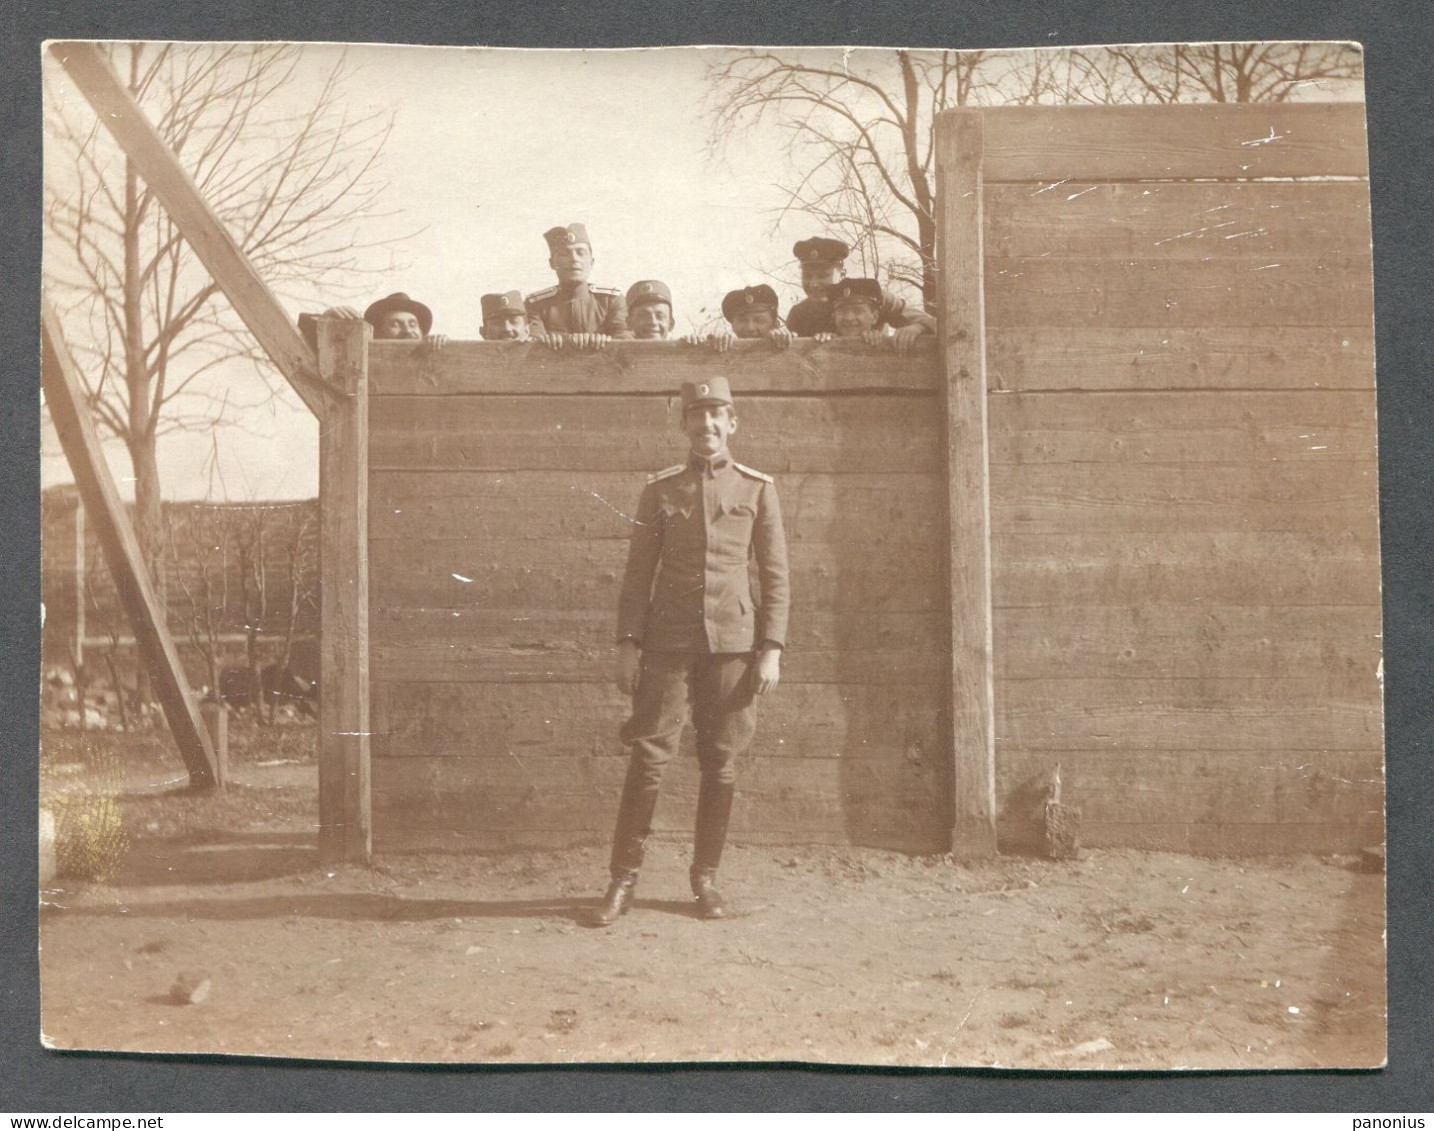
<box><xmin>481</xmin><ymin>291</ymin><xmax>527</xmax><ymax>320</ymax></box>
<box><xmin>544</xmin><ymin>223</ymin><xmax>591</xmax><ymax>252</ymax></box>
<box><xmin>793</xmin><ymin>236</ymin><xmax>850</xmax><ymax>264</ymax></box>
<box><xmin>680</xmin><ymin>377</ymin><xmax>735</xmax><ymax>411</ymax></box>
<box><xmin>720</xmin><ymin>284</ymin><xmax>779</xmax><ymax>322</ymax></box>
<box><xmin>830</xmin><ymin>277</ymin><xmax>883</xmax><ymax>308</ymax></box>
<box><xmin>363</xmin><ymin>292</ymin><xmax>433</xmax><ymax>336</ymax></box>
<box><xmin>626</xmin><ymin>280</ymin><xmax>672</xmax><ymax>311</ymax></box>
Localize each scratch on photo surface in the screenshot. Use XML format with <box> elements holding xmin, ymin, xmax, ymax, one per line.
<box><xmin>573</xmin><ymin>485</ymin><xmax>643</xmax><ymax>525</ymax></box>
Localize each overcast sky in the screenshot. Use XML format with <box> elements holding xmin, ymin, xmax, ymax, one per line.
<box><xmin>41</xmin><ymin>43</ymin><xmax>1364</xmax><ymax>502</ymax></box>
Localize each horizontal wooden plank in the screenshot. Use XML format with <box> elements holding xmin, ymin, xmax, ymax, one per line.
<box><xmin>995</xmin><ymin>679</ymin><xmax>1383</xmax><ymax>751</ymax></box>
<box><xmin>370</xmin><ymin>394</ymin><xmax>941</xmax><ymax>474</ymax></box>
<box><xmin>372</xmin><ymin>753</ymin><xmax>950</xmax><ymax>846</ymax></box>
<box><xmin>369</xmin><ymin>471</ymin><xmax>944</xmax><ymax>545</ymax></box>
<box><xmin>368</xmin><ymin>336</ymin><xmax>939</xmax><ymax>396</ymax></box>
<box><xmin>985</xmin><ymin>181</ymin><xmax>1372</xmax><ymax>259</ymax></box>
<box><xmin>990</xmin><ymin>390</ymin><xmax>1376</xmax><ymax>464</ymax></box>
<box><xmin>987</xmin><ymin>326</ymin><xmax>1375</xmax><ymax>392</ymax></box>
<box><xmin>977</xmin><ymin>102</ymin><xmax>1369</xmax><ymax>182</ymax></box>
<box><xmin>371</xmin><ymin>608</ymin><xmax>944</xmax><ymax>684</ymax></box>
<box><xmin>986</xmin><ymin>257</ymin><xmax>1373</xmax><ymax>328</ymax></box>
<box><xmin>994</xmin><ymin>605</ymin><xmax>1382</xmax><ymax>681</ymax></box>
<box><xmin>990</xmin><ymin>461</ymin><xmax>1379</xmax><ymax>534</ymax></box>
<box><xmin>369</xmin><ymin>537</ymin><xmax>946</xmax><ymax>614</ymax></box>
<box><xmin>993</xmin><ymin>532</ymin><xmax>1382</xmax><ymax>606</ymax></box>
<box><xmin>994</xmin><ymin>748</ymin><xmax>1383</xmax><ymax>829</ymax></box>
<box><xmin>375</xmin><ymin>822</ymin><xmax>947</xmax><ymax>854</ymax></box>
<box><xmin>371</xmin><ymin>680</ymin><xmax>945</xmax><ymax>762</ymax></box>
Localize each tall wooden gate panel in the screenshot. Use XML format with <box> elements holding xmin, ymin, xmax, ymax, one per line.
<box><xmin>976</xmin><ymin>103</ymin><xmax>1382</xmax><ymax>853</ymax></box>
<box><xmin>366</xmin><ymin>344</ymin><xmax>949</xmax><ymax>852</ymax></box>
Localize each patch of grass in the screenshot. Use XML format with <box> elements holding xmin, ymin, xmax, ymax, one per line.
<box><xmin>488</xmin><ymin>1042</ymin><xmax>515</xmax><ymax>1057</ymax></box>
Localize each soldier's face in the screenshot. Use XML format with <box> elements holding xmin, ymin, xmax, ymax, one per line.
<box><xmin>800</xmin><ymin>260</ymin><xmax>843</xmax><ymax>297</ymax></box>
<box><xmin>833</xmin><ymin>301</ymin><xmax>879</xmax><ymax>336</ymax></box>
<box><xmin>729</xmin><ymin>308</ymin><xmax>777</xmax><ymax>339</ymax></box>
<box><xmin>550</xmin><ymin>243</ymin><xmax>593</xmax><ymax>284</ymax></box>
<box><xmin>630</xmin><ymin>302</ymin><xmax>672</xmax><ymax>340</ymax></box>
<box><xmin>683</xmin><ymin>403</ymin><xmax>737</xmax><ymax>456</ymax></box>
<box><xmin>483</xmin><ymin>313</ymin><xmax>529</xmax><ymax>341</ymax></box>
<box><xmin>375</xmin><ymin>311</ymin><xmax>424</xmax><ymax>340</ymax></box>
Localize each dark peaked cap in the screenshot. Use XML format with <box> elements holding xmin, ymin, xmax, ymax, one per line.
<box><xmin>793</xmin><ymin>236</ymin><xmax>850</xmax><ymax>263</ymax></box>
<box><xmin>830</xmin><ymin>277</ymin><xmax>882</xmax><ymax>306</ymax></box>
<box><xmin>364</xmin><ymin>292</ymin><xmax>433</xmax><ymax>335</ymax></box>
<box><xmin>721</xmin><ymin>284</ymin><xmax>779</xmax><ymax>322</ymax></box>
<box><xmin>544</xmin><ymin>223</ymin><xmax>591</xmax><ymax>251</ymax></box>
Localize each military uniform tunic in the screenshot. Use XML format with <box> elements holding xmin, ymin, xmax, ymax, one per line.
<box><xmin>526</xmin><ymin>282</ymin><xmax>633</xmax><ymax>339</ymax></box>
<box><xmin>617</xmin><ymin>453</ymin><xmax>789</xmax><ymax>654</ymax></box>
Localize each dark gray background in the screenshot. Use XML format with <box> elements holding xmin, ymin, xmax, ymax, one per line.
<box><xmin>4</xmin><ymin>0</ymin><xmax>1430</xmax><ymax>1112</ymax></box>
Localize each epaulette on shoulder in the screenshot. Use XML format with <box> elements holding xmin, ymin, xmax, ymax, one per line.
<box><xmin>526</xmin><ymin>286</ymin><xmax>557</xmax><ymax>302</ymax></box>
<box><xmin>734</xmin><ymin>462</ymin><xmax>773</xmax><ymax>483</ymax></box>
<box><xmin>591</xmin><ymin>285</ymin><xmax>623</xmax><ymax>297</ymax></box>
<box><xmin>646</xmin><ymin>464</ymin><xmax>686</xmax><ymax>484</ymax></box>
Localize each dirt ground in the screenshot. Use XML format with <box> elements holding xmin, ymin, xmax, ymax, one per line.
<box><xmin>38</xmin><ymin>724</ymin><xmax>1386</xmax><ymax>1069</ymax></box>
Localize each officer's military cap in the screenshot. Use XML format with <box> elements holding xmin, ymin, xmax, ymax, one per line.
<box><xmin>481</xmin><ymin>291</ymin><xmax>527</xmax><ymax>320</ymax></box>
<box><xmin>720</xmin><ymin>284</ymin><xmax>779</xmax><ymax>322</ymax></box>
<box><xmin>793</xmin><ymin>236</ymin><xmax>851</xmax><ymax>264</ymax></box>
<box><xmin>680</xmin><ymin>377</ymin><xmax>734</xmax><ymax>411</ymax></box>
<box><xmin>830</xmin><ymin>277</ymin><xmax>883</xmax><ymax>307</ymax></box>
<box><xmin>544</xmin><ymin>223</ymin><xmax>591</xmax><ymax>252</ymax></box>
<box><xmin>363</xmin><ymin>292</ymin><xmax>433</xmax><ymax>336</ymax></box>
<box><xmin>626</xmin><ymin>280</ymin><xmax>672</xmax><ymax>311</ymax></box>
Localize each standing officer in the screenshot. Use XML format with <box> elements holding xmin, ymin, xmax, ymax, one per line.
<box><xmin>526</xmin><ymin>223</ymin><xmax>633</xmax><ymax>350</ymax></box>
<box><xmin>626</xmin><ymin>280</ymin><xmax>674</xmax><ymax>340</ymax></box>
<box><xmin>594</xmin><ymin>377</ymin><xmax>790</xmax><ymax>926</ymax></box>
<box><xmin>786</xmin><ymin>236</ymin><xmax>933</xmax><ymax>353</ymax></box>
<box><xmin>479</xmin><ymin>290</ymin><xmax>536</xmax><ymax>341</ymax></box>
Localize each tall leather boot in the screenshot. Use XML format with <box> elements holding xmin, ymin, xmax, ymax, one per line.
<box><xmin>593</xmin><ymin>758</ymin><xmax>660</xmax><ymax>927</ymax></box>
<box><xmin>690</xmin><ymin>779</ymin><xmax>735</xmax><ymax>920</ymax></box>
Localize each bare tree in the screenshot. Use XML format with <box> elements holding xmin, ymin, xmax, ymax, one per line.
<box><xmin>706</xmin><ymin>49</ymin><xmax>1005</xmax><ymax>309</ymax></box>
<box><xmin>1094</xmin><ymin>42</ymin><xmax>1364</xmax><ymax>105</ymax></box>
<box><xmin>168</xmin><ymin>505</ymin><xmax>233</xmax><ymax>700</ymax></box>
<box><xmin>43</xmin><ymin>42</ymin><xmax>404</xmax><ymax>591</ymax></box>
<box><xmin>706</xmin><ymin>45</ymin><xmax>1363</xmax><ymax>309</ymax></box>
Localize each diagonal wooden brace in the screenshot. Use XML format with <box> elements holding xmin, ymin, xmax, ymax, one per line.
<box><xmin>48</xmin><ymin>41</ymin><xmax>340</xmax><ymax>418</ymax></box>
<box><xmin>42</xmin><ymin>296</ymin><xmax>219</xmax><ymax>789</ymax></box>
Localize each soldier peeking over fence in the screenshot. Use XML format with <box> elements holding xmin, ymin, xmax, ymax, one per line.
<box><xmin>696</xmin><ymin>284</ymin><xmax>795</xmax><ymax>353</ymax></box>
<box><xmin>526</xmin><ymin>223</ymin><xmax>633</xmax><ymax>350</ymax></box>
<box><xmin>299</xmin><ymin>291</ymin><xmax>447</xmax><ymax>351</ymax></box>
<box><xmin>479</xmin><ymin>291</ymin><xmax>534</xmax><ymax>342</ymax></box>
<box><xmin>626</xmin><ymin>280</ymin><xmax>674</xmax><ymax>340</ymax></box>
<box><xmin>594</xmin><ymin>375</ymin><xmax>790</xmax><ymax>927</ymax></box>
<box><xmin>787</xmin><ymin>237</ymin><xmax>934</xmax><ymax>354</ymax></box>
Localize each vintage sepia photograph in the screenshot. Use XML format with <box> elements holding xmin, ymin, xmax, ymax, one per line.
<box><xmin>37</xmin><ymin>40</ymin><xmax>1382</xmax><ymax>1069</ymax></box>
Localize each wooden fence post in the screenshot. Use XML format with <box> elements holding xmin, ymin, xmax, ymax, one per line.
<box><xmin>316</xmin><ymin>318</ymin><xmax>372</xmax><ymax>863</ymax></box>
<box><xmin>935</xmin><ymin>109</ymin><xmax>998</xmax><ymax>858</ymax></box>
<box><xmin>42</xmin><ymin>298</ymin><xmax>218</xmax><ymax>789</ymax></box>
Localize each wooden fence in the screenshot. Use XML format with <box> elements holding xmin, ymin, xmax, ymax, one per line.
<box><xmin>362</xmin><ymin>101</ymin><xmax>1381</xmax><ymax>857</ymax></box>
<box><xmin>978</xmin><ymin>103</ymin><xmax>1380</xmax><ymax>854</ymax></box>
<box><xmin>47</xmin><ymin>45</ymin><xmax>1380</xmax><ymax>860</ymax></box>
<box><xmin>366</xmin><ymin>342</ymin><xmax>953</xmax><ymax>852</ymax></box>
